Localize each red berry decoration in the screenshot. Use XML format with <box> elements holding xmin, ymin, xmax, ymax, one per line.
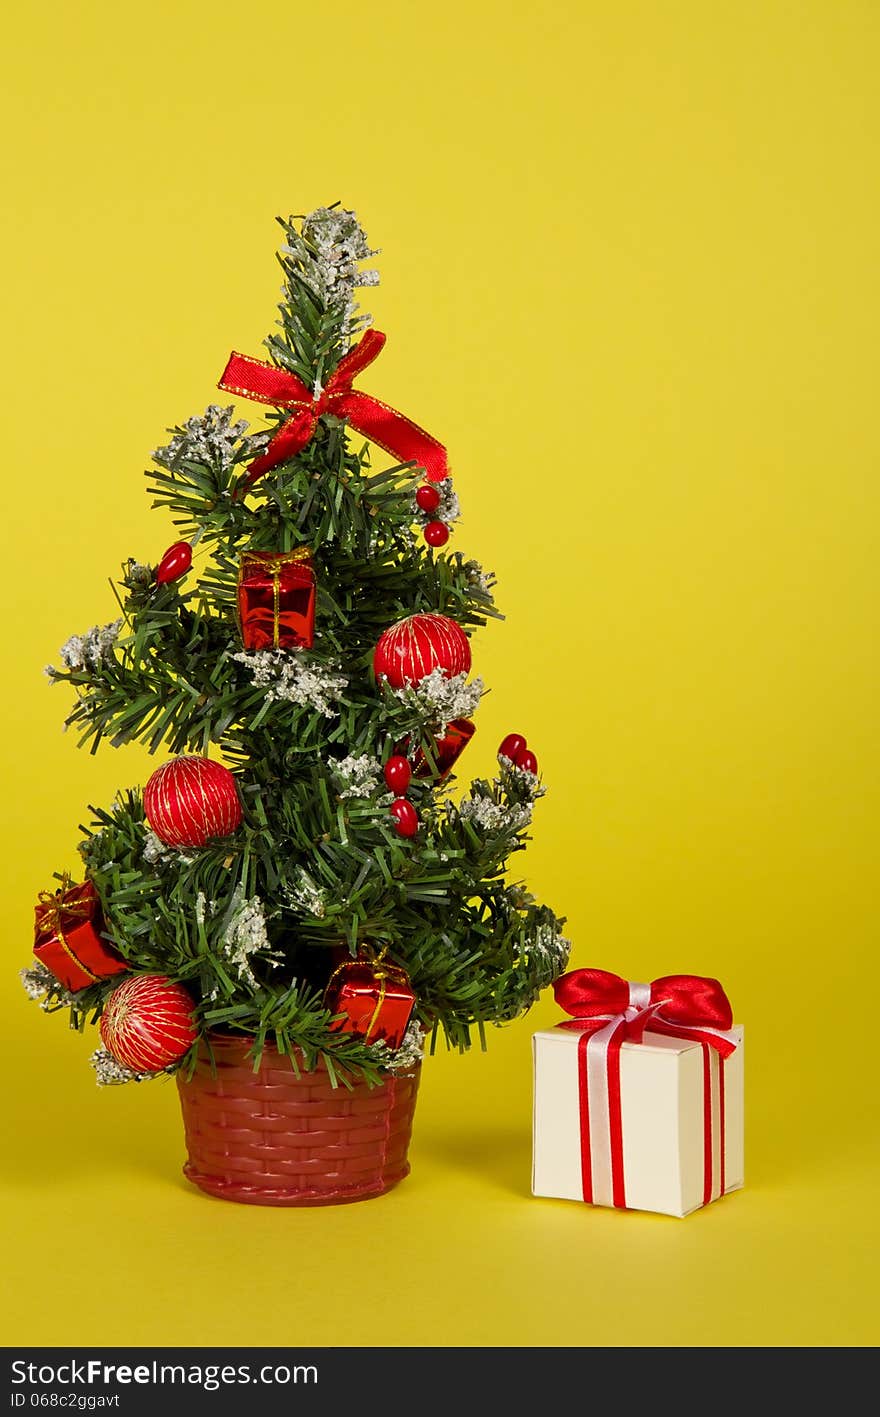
<box><xmin>499</xmin><ymin>732</ymin><xmax>527</xmax><ymax>763</ymax></box>
<box><xmin>143</xmin><ymin>756</ymin><xmax>242</xmax><ymax>850</ymax></box>
<box><xmin>373</xmin><ymin>612</ymin><xmax>472</xmax><ymax>689</ymax></box>
<box><xmin>390</xmin><ymin>799</ymin><xmax>419</xmax><ymax>838</ymax></box>
<box><xmin>415</xmin><ymin>484</ymin><xmax>441</xmax><ymax>513</ymax></box>
<box><xmin>100</xmin><ymin>974</ymin><xmax>197</xmax><ymax>1072</ymax></box>
<box><xmin>423</xmin><ymin>520</ymin><xmax>450</xmax><ymax>548</ymax></box>
<box><xmin>156</xmin><ymin>541</ymin><xmax>193</xmax><ymax>585</ymax></box>
<box><xmin>384</xmin><ymin>755</ymin><xmax>412</xmax><ymax>795</ymax></box>
<box><xmin>519</xmin><ymin>749</ymin><xmax>539</xmax><ymax>775</ymax></box>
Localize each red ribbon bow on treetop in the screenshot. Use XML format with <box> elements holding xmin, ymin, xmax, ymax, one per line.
<box><xmin>218</xmin><ymin>328</ymin><xmax>449</xmax><ymax>495</ymax></box>
<box><xmin>553</xmin><ymin>967</ymin><xmax>736</xmax><ymax>1053</ymax></box>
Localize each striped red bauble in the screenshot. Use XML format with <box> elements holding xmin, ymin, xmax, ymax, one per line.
<box><xmin>373</xmin><ymin>612</ymin><xmax>471</xmax><ymax>689</ymax></box>
<box><xmin>143</xmin><ymin>755</ymin><xmax>242</xmax><ymax>849</ymax></box>
<box><xmin>100</xmin><ymin>974</ymin><xmax>197</xmax><ymax>1072</ymax></box>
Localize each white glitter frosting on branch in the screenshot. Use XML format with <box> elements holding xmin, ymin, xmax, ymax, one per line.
<box><xmin>152</xmin><ymin>403</ymin><xmax>266</xmax><ymax>475</ymax></box>
<box><xmin>462</xmin><ymin>558</ymin><xmax>497</xmax><ymax>599</ymax></box>
<box><xmin>398</xmin><ymin>669</ymin><xmax>484</xmax><ymax>730</ymax></box>
<box><xmin>292</xmin><ymin>207</ymin><xmax>379</xmax><ymax>356</ymax></box>
<box><xmin>48</xmin><ymin>620</ymin><xmax>122</xmax><ymax>676</ymax></box>
<box><xmin>90</xmin><ymin>1048</ymin><xmax>157</xmax><ymax>1086</ymax></box>
<box><xmin>459</xmin><ymin>797</ymin><xmax>534</xmax><ymax>833</ymax></box>
<box><xmin>498</xmin><ymin>756</ymin><xmax>546</xmax><ymax>796</ymax></box>
<box><xmin>527</xmin><ymin>922</ymin><xmax>571</xmax><ymax>968</ymax></box>
<box><xmin>221</xmin><ymin>888</ymin><xmax>271</xmax><ymax>985</ymax></box>
<box><xmin>233</xmin><ymin>650</ymin><xmax>347</xmax><ymax>717</ymax></box>
<box><xmin>332</xmin><ymin>754</ymin><xmax>383</xmax><ymax>799</ymax></box>
<box><xmin>371</xmin><ymin>1018</ymin><xmax>426</xmax><ymax>1074</ymax></box>
<box><xmin>19</xmin><ymin>962</ymin><xmax>75</xmax><ymax>1009</ymax></box>
<box><xmin>287</xmin><ymin>868</ymin><xmax>327</xmax><ymax>919</ymax></box>
<box><xmin>142</xmin><ymin>829</ymin><xmax>175</xmax><ymax>865</ymax></box>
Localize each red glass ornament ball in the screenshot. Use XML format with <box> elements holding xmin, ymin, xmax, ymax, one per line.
<box><xmin>156</xmin><ymin>541</ymin><xmax>193</xmax><ymax>585</ymax></box>
<box><xmin>499</xmin><ymin>732</ymin><xmax>528</xmax><ymax>763</ymax></box>
<box><xmin>519</xmin><ymin>749</ymin><xmax>539</xmax><ymax>775</ymax></box>
<box><xmin>423</xmin><ymin>521</ymin><xmax>450</xmax><ymax>548</ymax></box>
<box><xmin>373</xmin><ymin>613</ymin><xmax>472</xmax><ymax>689</ymax></box>
<box><xmin>390</xmin><ymin>799</ymin><xmax>419</xmax><ymax>838</ymax></box>
<box><xmin>143</xmin><ymin>756</ymin><xmax>242</xmax><ymax>849</ymax></box>
<box><xmin>384</xmin><ymin>755</ymin><xmax>412</xmax><ymax>795</ymax></box>
<box><xmin>100</xmin><ymin>974</ymin><xmax>197</xmax><ymax>1072</ymax></box>
<box><xmin>415</xmin><ymin>484</ymin><xmax>441</xmax><ymax>514</ymax></box>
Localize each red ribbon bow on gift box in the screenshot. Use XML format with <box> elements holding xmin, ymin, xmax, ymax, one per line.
<box><xmin>218</xmin><ymin>328</ymin><xmax>449</xmax><ymax>494</ymax></box>
<box><xmin>554</xmin><ymin>967</ymin><xmax>735</xmax><ymax>1049</ymax></box>
<box><xmin>553</xmin><ymin>968</ymin><xmax>740</xmax><ymax>1210</ymax></box>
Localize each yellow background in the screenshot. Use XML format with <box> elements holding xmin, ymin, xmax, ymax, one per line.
<box><xmin>2</xmin><ymin>0</ymin><xmax>878</xmax><ymax>1348</ymax></box>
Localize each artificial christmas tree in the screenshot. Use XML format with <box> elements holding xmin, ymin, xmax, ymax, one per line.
<box><xmin>23</xmin><ymin>204</ymin><xmax>569</xmax><ymax>1205</ymax></box>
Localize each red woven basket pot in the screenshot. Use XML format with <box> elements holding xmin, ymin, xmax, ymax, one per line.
<box><xmin>176</xmin><ymin>1034</ymin><xmax>420</xmax><ymax>1206</ymax></box>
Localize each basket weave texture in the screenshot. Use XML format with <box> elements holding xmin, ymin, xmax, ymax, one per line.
<box><xmin>177</xmin><ymin>1034</ymin><xmax>420</xmax><ymax>1206</ymax></box>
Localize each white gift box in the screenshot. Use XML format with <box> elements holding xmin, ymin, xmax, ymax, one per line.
<box><xmin>532</xmin><ymin>1025</ymin><xmax>744</xmax><ymax>1217</ymax></box>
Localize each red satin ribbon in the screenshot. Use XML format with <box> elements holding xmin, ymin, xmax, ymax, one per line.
<box><xmin>555</xmin><ymin>967</ymin><xmax>734</xmax><ymax>1033</ymax></box>
<box><xmin>218</xmin><ymin>328</ymin><xmax>449</xmax><ymax>493</ymax></box>
<box><xmin>554</xmin><ymin>967</ymin><xmax>738</xmax><ymax>1209</ymax></box>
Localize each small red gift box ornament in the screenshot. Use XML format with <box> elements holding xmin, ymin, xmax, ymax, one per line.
<box><xmin>411</xmin><ymin>717</ymin><xmax>475</xmax><ymax>780</ymax></box>
<box><xmin>324</xmin><ymin>952</ymin><xmax>415</xmax><ymax>1049</ymax></box>
<box><xmin>237</xmin><ymin>549</ymin><xmax>316</xmax><ymax>651</ymax></box>
<box><xmin>33</xmin><ymin>878</ymin><xmax>127</xmax><ymax>992</ymax></box>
